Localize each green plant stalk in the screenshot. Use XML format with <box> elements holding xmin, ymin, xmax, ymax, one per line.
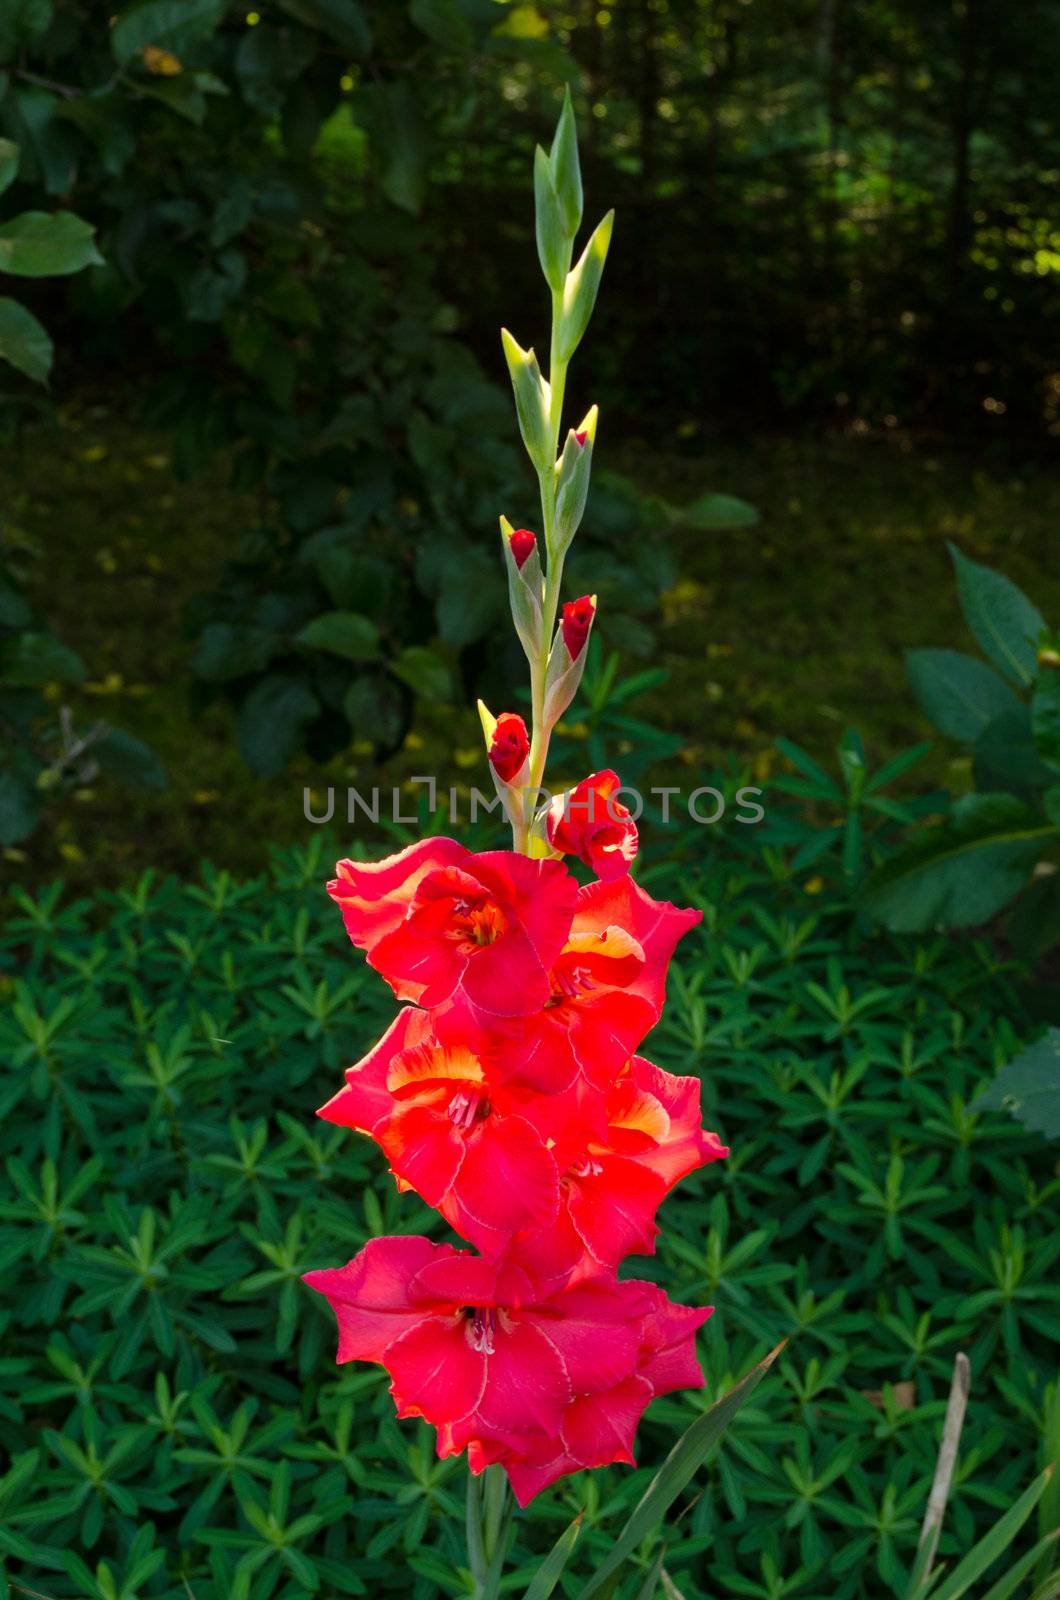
<box><xmin>466</xmin><ymin>1464</ymin><xmax>514</xmax><ymax>1599</ymax></box>
<box><xmin>524</xmin><ymin>279</ymin><xmax>573</xmax><ymax>831</ymax></box>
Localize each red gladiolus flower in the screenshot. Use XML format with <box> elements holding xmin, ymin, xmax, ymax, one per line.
<box><xmin>509</xmin><ymin>527</ymin><xmax>537</xmax><ymax>570</ymax></box>
<box><xmin>328</xmin><ymin>841</ymin><xmax>578</xmax><ymax>1015</ymax></box>
<box><xmin>503</xmin><ymin>1056</ymin><xmax>727</xmax><ymax>1290</ymax></box>
<box><xmin>319</xmin><ymin>1007</ymin><xmax>564</xmax><ymax>1257</ymax></box>
<box><xmin>488</xmin><ymin>875</ymin><xmax>701</xmax><ymax>1102</ymax></box>
<box><xmin>489</xmin><ymin>713</ymin><xmax>530</xmax><ymax>784</ymax></box>
<box><xmin>304</xmin><ymin>1236</ymin><xmax>710</xmax><ymax>1503</ymax></box>
<box><xmin>547</xmin><ymin>769</ymin><xmax>638</xmax><ymax>879</ymax></box>
<box><xmin>561</xmin><ymin>595</ymin><xmax>595</xmax><ymax>660</ymax></box>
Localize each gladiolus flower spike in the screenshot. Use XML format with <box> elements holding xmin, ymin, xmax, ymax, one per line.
<box><xmin>300</xmin><ymin>89</ymin><xmax>731</xmax><ymax>1578</ymax></box>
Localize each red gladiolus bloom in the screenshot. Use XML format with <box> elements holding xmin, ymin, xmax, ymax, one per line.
<box><xmin>547</xmin><ymin>769</ymin><xmax>638</xmax><ymax>879</ymax></box>
<box><xmin>319</xmin><ymin>1007</ymin><xmax>564</xmax><ymax>1257</ymax></box>
<box><xmin>328</xmin><ymin>842</ymin><xmax>578</xmax><ymax>1015</ymax></box>
<box><xmin>561</xmin><ymin>595</ymin><xmax>595</xmax><ymax>660</ymax></box>
<box><xmin>304</xmin><ymin>1237</ymin><xmax>710</xmax><ymax>1503</ymax></box>
<box><xmin>509</xmin><ymin>527</ymin><xmax>537</xmax><ymax>570</ymax></box>
<box><xmin>503</xmin><ymin>1056</ymin><xmax>728</xmax><ymax>1290</ymax></box>
<box><xmin>489</xmin><ymin>713</ymin><xmax>530</xmax><ymax>784</ymax></box>
<box><xmin>489</xmin><ymin>876</ymin><xmax>701</xmax><ymax>1103</ymax></box>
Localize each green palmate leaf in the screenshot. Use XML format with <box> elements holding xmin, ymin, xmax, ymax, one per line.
<box><xmin>0</xmin><ymin>137</ymin><xmax>20</xmax><ymax>195</ymax></box>
<box><xmin>0</xmin><ymin>630</ymin><xmax>86</xmax><ymax>685</ymax></box>
<box><xmin>861</xmin><ymin>793</ymin><xmax>1058</xmax><ymax>932</ymax></box>
<box><xmin>0</xmin><ymin>211</ymin><xmax>102</xmax><ymax>277</ymax></box>
<box><xmin>549</xmin><ymin>85</ymin><xmax>582</xmax><ymax>236</ymax></box>
<box><xmin>110</xmin><ymin>0</ymin><xmax>226</xmax><ymax>64</ymax></box>
<box><xmin>296</xmin><ymin>611</ymin><xmax>380</xmax><ymax>663</ymax></box>
<box><xmin>0</xmin><ymin>295</ymin><xmax>52</xmax><ymax>381</ymax></box>
<box><xmin>678</xmin><ymin>492</ymin><xmax>760</xmax><ymax>531</ymax></box>
<box><xmin>914</xmin><ymin>1468</ymin><xmax>1053</xmax><ymax>1600</ymax></box>
<box><xmin>949</xmin><ymin>544</ymin><xmax>1046</xmax><ymax>691</ymax></box>
<box><xmin>534</xmin><ymin>144</ymin><xmax>569</xmax><ymax>293</ymax></box>
<box><xmin>1031</xmin><ymin>666</ymin><xmax>1060</xmax><ymax>770</ymax></box>
<box><xmin>906</xmin><ymin>648</ymin><xmax>1024</xmax><ymax>743</ymax></box>
<box><xmin>972</xmin><ymin>1028</ymin><xmax>1060</xmax><ymax>1139</ymax></box>
<box><xmin>557</xmin><ymin>210</ymin><xmax>613</xmax><ymax>363</ymax></box>
<box><xmin>575</xmin><ymin>1342</ymin><xmax>785</xmax><ymax>1600</ymax></box>
<box><xmin>522</xmin><ymin>1515</ymin><xmax>583</xmax><ymax>1600</ymax></box>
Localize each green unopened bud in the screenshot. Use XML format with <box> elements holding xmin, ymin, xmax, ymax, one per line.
<box><xmin>500</xmin><ymin>515</ymin><xmax>544</xmax><ymax>662</ymax></box>
<box><xmin>557</xmin><ymin>211</ymin><xmax>613</xmax><ymax>363</ymax></box>
<box><xmin>501</xmin><ymin>328</ymin><xmax>552</xmax><ymax>473</ymax></box>
<box><xmin>549</xmin><ymin>85</ymin><xmax>583</xmax><ymax>238</ymax></box>
<box><xmin>552</xmin><ymin>406</ymin><xmax>598</xmax><ymax>555</ymax></box>
<box><xmin>534</xmin><ymin>145</ymin><xmax>570</xmax><ymax>293</ymax></box>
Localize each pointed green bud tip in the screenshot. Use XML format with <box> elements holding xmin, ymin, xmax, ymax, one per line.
<box><xmin>476</xmin><ymin>698</ymin><xmax>497</xmax><ymax>745</ymax></box>
<box><xmin>549</xmin><ymin>84</ymin><xmax>583</xmax><ymax>237</ymax></box>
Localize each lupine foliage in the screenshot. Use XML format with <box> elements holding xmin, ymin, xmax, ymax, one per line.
<box><xmin>1</xmin><ymin>830</ymin><xmax>1057</xmax><ymax>1598</ymax></box>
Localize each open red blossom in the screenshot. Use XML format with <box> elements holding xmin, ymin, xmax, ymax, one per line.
<box><xmin>509</xmin><ymin>527</ymin><xmax>537</xmax><ymax>569</ymax></box>
<box><xmin>328</xmin><ymin>841</ymin><xmax>578</xmax><ymax>1016</ymax></box>
<box><xmin>489</xmin><ymin>713</ymin><xmax>530</xmax><ymax>784</ymax></box>
<box><xmin>547</xmin><ymin>769</ymin><xmax>638</xmax><ymax>879</ymax></box>
<box><xmin>304</xmin><ymin>1237</ymin><xmax>710</xmax><ymax>1502</ymax></box>
<box><xmin>502</xmin><ymin>1056</ymin><xmax>728</xmax><ymax>1291</ymax></box>
<box><xmin>488</xmin><ymin>876</ymin><xmax>701</xmax><ymax>1106</ymax></box>
<box><xmin>561</xmin><ymin>595</ymin><xmax>595</xmax><ymax>660</ymax></box>
<box><xmin>318</xmin><ymin>1006</ymin><xmax>565</xmax><ymax>1257</ymax></box>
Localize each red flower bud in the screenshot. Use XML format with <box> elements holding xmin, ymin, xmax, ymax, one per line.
<box><xmin>509</xmin><ymin>528</ymin><xmax>537</xmax><ymax>570</ymax></box>
<box><xmin>561</xmin><ymin>595</ymin><xmax>595</xmax><ymax>660</ymax></box>
<box><xmin>489</xmin><ymin>712</ymin><xmax>530</xmax><ymax>783</ymax></box>
<box><xmin>573</xmin><ymin>429</ymin><xmax>588</xmax><ymax>447</ymax></box>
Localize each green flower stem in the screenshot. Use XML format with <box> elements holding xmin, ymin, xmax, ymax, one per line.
<box><xmin>523</xmin><ymin>282</ymin><xmax>572</xmax><ymax>833</ymax></box>
<box><xmin>466</xmin><ymin>1464</ymin><xmax>513</xmax><ymax>1599</ymax></box>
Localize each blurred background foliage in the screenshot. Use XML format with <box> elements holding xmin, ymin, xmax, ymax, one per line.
<box><xmin>0</xmin><ymin>0</ymin><xmax>1059</xmax><ymax>888</ymax></box>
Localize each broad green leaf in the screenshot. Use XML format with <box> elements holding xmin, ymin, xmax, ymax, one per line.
<box><xmin>918</xmin><ymin>1468</ymin><xmax>1053</xmax><ymax>1600</ymax></box>
<box><xmin>93</xmin><ymin>729</ymin><xmax>167</xmax><ymax>792</ymax></box>
<box><xmin>522</xmin><ymin>1515</ymin><xmax>583</xmax><ymax>1600</ymax></box>
<box><xmin>390</xmin><ymin>645</ymin><xmax>452</xmax><ymax>702</ymax></box>
<box><xmin>275</xmin><ymin>0</ymin><xmax>371</xmax><ymax>52</ymax></box>
<box><xmin>0</xmin><ymin>295</ymin><xmax>51</xmax><ymax>381</ymax></box>
<box><xmin>410</xmin><ymin>0</ymin><xmax>474</xmax><ymax>49</ymax></box>
<box><xmin>0</xmin><ymin>0</ymin><xmax>52</xmax><ymax>60</ymax></box>
<box><xmin>237</xmin><ymin>675</ymin><xmax>319</xmax><ymax>776</ymax></box>
<box><xmin>972</xmin><ymin>1028</ymin><xmax>1060</xmax><ymax>1139</ymax></box>
<box><xmin>110</xmin><ymin>0</ymin><xmax>225</xmax><ymax>64</ymax></box>
<box><xmin>861</xmin><ymin>793</ymin><xmax>1058</xmax><ymax>932</ymax></box>
<box><xmin>949</xmin><ymin>544</ymin><xmax>1045</xmax><ymax>690</ymax></box>
<box><xmin>575</xmin><ymin>1343</ymin><xmax>785</xmax><ymax>1600</ymax></box>
<box><xmin>0</xmin><ymin>630</ymin><xmax>86</xmax><ymax>685</ymax></box>
<box><xmin>906</xmin><ymin>648</ymin><xmax>1023</xmax><ymax>743</ymax></box>
<box><xmin>296</xmin><ymin>611</ymin><xmax>380</xmax><ymax>663</ymax></box>
<box><xmin>0</xmin><ymin>767</ymin><xmax>42</xmax><ymax>845</ymax></box>
<box><xmin>0</xmin><ymin>211</ymin><xmax>102</xmax><ymax>277</ymax></box>
<box><xmin>974</xmin><ymin>707</ymin><xmax>1054</xmax><ymax>796</ymax></box>
<box><xmin>191</xmin><ymin>622</ymin><xmax>278</xmax><ymax>682</ymax></box>
<box><xmin>679</xmin><ymin>492</ymin><xmax>760</xmax><ymax>531</ymax></box>
<box><xmin>1031</xmin><ymin>667</ymin><xmax>1060</xmax><ymax>771</ymax></box>
<box><xmin>344</xmin><ymin>674</ymin><xmax>406</xmax><ymax>749</ymax></box>
<box><xmin>0</xmin><ymin>137</ymin><xmax>19</xmax><ymax>195</ymax></box>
